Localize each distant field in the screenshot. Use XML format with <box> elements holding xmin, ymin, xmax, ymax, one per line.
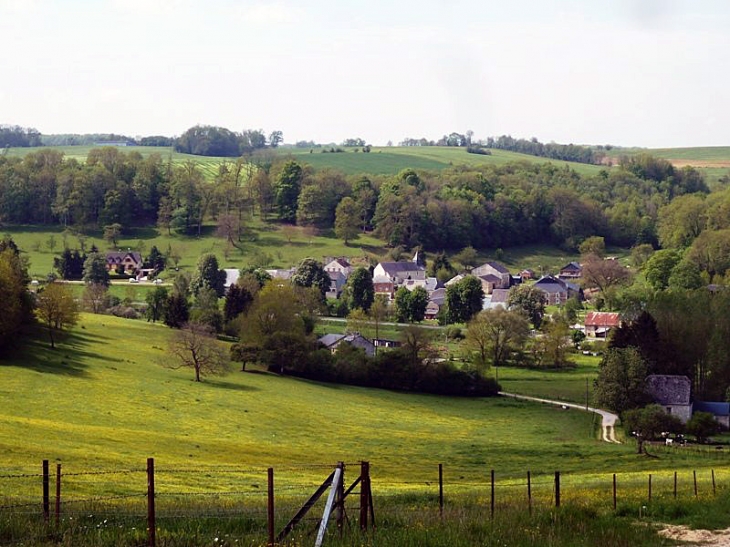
<box><xmin>605</xmin><ymin>146</ymin><xmax>730</xmax><ymax>187</ymax></box>
<box><xmin>2</xmin><ymin>220</ymin><xmax>391</xmax><ymax>278</ymax></box>
<box><xmin>4</xmin><ymin>220</ymin><xmax>602</xmax><ymax>280</ymax></box>
<box><xmin>6</xmin><ymin>144</ymin><xmax>606</xmax><ymax>177</ymax></box>
<box><xmin>278</xmin><ymin>145</ymin><xmax>605</xmax><ymax>176</ymax></box>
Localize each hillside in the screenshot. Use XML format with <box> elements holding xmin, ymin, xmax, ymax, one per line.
<box><xmin>2</xmin><ymin>314</ymin><xmax>718</xmax><ymax>488</ymax></box>
<box><xmin>5</xmin><ymin>144</ymin><xmax>606</xmax><ymax>177</ymax></box>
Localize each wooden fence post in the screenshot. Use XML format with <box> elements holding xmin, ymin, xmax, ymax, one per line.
<box><xmin>490</xmin><ymin>469</ymin><xmax>495</xmax><ymax>520</ymax></box>
<box><xmin>147</xmin><ymin>458</ymin><xmax>155</xmax><ymax>547</ymax></box>
<box><xmin>359</xmin><ymin>461</ymin><xmax>370</xmax><ymax>531</ymax></box>
<box><xmin>613</xmin><ymin>474</ymin><xmax>617</xmax><ymax>510</ymax></box>
<box><xmin>336</xmin><ymin>462</ymin><xmax>345</xmax><ymax>535</ymax></box>
<box><xmin>42</xmin><ymin>460</ymin><xmax>49</xmax><ymax>523</ymax></box>
<box><xmin>55</xmin><ymin>464</ymin><xmax>61</xmax><ymax>527</ymax></box>
<box><xmin>693</xmin><ymin>470</ymin><xmax>698</xmax><ymax>498</ymax></box>
<box><xmin>554</xmin><ymin>471</ymin><xmax>560</xmax><ymax>508</ymax></box>
<box><xmin>267</xmin><ymin>467</ymin><xmax>275</xmax><ymax>547</ymax></box>
<box><xmin>712</xmin><ymin>469</ymin><xmax>716</xmax><ymax>496</ymax></box>
<box><xmin>438</xmin><ymin>464</ymin><xmax>444</xmax><ymax>517</ymax></box>
<box><xmin>674</xmin><ymin>471</ymin><xmax>677</xmax><ymax>499</ymax></box>
<box><xmin>648</xmin><ymin>474</ymin><xmax>652</xmax><ymax>502</ymax></box>
<box><xmin>527</xmin><ymin>471</ymin><xmax>532</xmax><ymax>515</ymax></box>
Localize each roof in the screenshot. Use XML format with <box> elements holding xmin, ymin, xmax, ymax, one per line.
<box><xmin>534</xmin><ymin>275</ymin><xmax>569</xmax><ymax>293</ymax></box>
<box><xmin>318</xmin><ymin>333</ymin><xmax>346</xmax><ymax>348</ymax></box>
<box><xmin>106</xmin><ymin>251</ymin><xmax>142</xmax><ymax>263</ymax></box>
<box><xmin>429</xmin><ymin>287</ymin><xmax>446</xmax><ymax>306</ymax></box>
<box><xmin>266</xmin><ymin>268</ymin><xmax>296</xmax><ymax>280</ymax></box>
<box><xmin>378</xmin><ymin>261</ymin><xmax>425</xmax><ymax>277</ymax></box>
<box><xmin>646</xmin><ymin>375</ymin><xmax>691</xmax><ymax>406</ymax></box>
<box><xmin>585</xmin><ymin>312</ymin><xmax>620</xmax><ymax>327</ymax></box>
<box><xmin>561</xmin><ymin>261</ymin><xmax>582</xmax><ymax>271</ymax></box>
<box><xmin>478</xmin><ymin>274</ymin><xmax>502</xmax><ymax>284</ymax></box>
<box><xmin>491</xmin><ymin>288</ymin><xmax>510</xmax><ymax>304</ymax></box>
<box><xmin>694</xmin><ymin>401</ymin><xmax>730</xmax><ymax>416</ymax></box>
<box><xmin>223</xmin><ymin>268</ymin><xmax>240</xmax><ymax>288</ymax></box>
<box><xmin>445</xmin><ymin>274</ymin><xmax>465</xmax><ymax>286</ymax></box>
<box><xmin>480</xmin><ymin>261</ymin><xmax>510</xmax><ymax>274</ymax></box>
<box><xmin>373</xmin><ymin>275</ymin><xmax>393</xmax><ymax>284</ymax></box>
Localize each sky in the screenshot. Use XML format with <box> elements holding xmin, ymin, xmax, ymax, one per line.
<box><xmin>1</xmin><ymin>0</ymin><xmax>729</xmax><ymax>148</ymax></box>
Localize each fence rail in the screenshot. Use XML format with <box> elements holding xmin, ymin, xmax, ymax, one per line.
<box><xmin>0</xmin><ymin>458</ymin><xmax>728</xmax><ymax>546</ymax></box>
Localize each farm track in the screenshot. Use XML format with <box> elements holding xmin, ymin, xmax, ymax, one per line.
<box><xmin>499</xmin><ymin>392</ymin><xmax>620</xmax><ymax>444</ymax></box>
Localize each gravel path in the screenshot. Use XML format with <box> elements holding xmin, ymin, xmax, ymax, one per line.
<box><xmin>499</xmin><ymin>392</ymin><xmax>621</xmax><ymax>444</ymax></box>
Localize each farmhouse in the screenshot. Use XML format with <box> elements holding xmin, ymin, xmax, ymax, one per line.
<box><xmin>558</xmin><ymin>261</ymin><xmax>583</xmax><ymax>280</ymax></box>
<box><xmin>425</xmin><ymin>287</ymin><xmax>446</xmax><ymax>320</ymax></box>
<box><xmin>646</xmin><ymin>375</ymin><xmax>692</xmax><ymax>423</ymax></box>
<box><xmin>318</xmin><ymin>333</ymin><xmax>376</xmax><ymax>357</ymax></box>
<box><xmin>105</xmin><ymin>251</ymin><xmax>143</xmax><ymax>275</ymax></box>
<box><xmin>472</xmin><ymin>261</ymin><xmax>511</xmax><ymax>289</ymax></box>
<box><xmin>533</xmin><ymin>275</ymin><xmax>582</xmax><ymax>305</ymax></box>
<box><xmin>584</xmin><ymin>311</ymin><xmax>621</xmax><ymax>337</ymax></box>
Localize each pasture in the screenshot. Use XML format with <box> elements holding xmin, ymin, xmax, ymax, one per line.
<box><xmin>1</xmin><ymin>314</ymin><xmax>723</xmax><ymax>491</ymax></box>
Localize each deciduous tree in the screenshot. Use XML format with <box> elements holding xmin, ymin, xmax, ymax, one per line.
<box><xmin>334</xmin><ymin>197</ymin><xmax>360</xmax><ymax>245</ymax></box>
<box><xmin>346</xmin><ymin>267</ymin><xmax>374</xmax><ymax>311</ymax></box>
<box><xmin>445</xmin><ymin>276</ymin><xmax>484</xmax><ymax>324</ymax></box>
<box><xmin>507</xmin><ymin>284</ymin><xmax>547</xmax><ymax>328</ymax></box>
<box><xmin>35</xmin><ymin>282</ymin><xmax>79</xmax><ymax>349</ymax></box>
<box><xmin>165</xmin><ymin>322</ymin><xmax>230</xmax><ymax>382</ymax></box>
<box><xmin>465</xmin><ymin>308</ymin><xmax>529</xmax><ymax>371</ymax></box>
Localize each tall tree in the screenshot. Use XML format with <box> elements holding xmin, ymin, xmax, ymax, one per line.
<box><xmin>507</xmin><ymin>284</ymin><xmax>547</xmax><ymax>328</ymax></box>
<box><xmin>334</xmin><ymin>197</ymin><xmax>360</xmax><ymax>245</ymax></box>
<box><xmin>145</xmin><ymin>286</ymin><xmax>169</xmax><ymax>323</ymax></box>
<box><xmin>291</xmin><ymin>258</ymin><xmax>329</xmax><ymax>301</ymax></box>
<box><xmin>35</xmin><ymin>282</ymin><xmax>79</xmax><ymax>349</ymax></box>
<box><xmin>275</xmin><ymin>160</ymin><xmax>303</xmax><ymax>223</ymax></box>
<box><xmin>465</xmin><ymin>308</ymin><xmax>530</xmax><ymax>371</ymax></box>
<box><xmin>0</xmin><ymin>245</ymin><xmax>33</xmax><ymax>350</ymax></box>
<box><xmin>83</xmin><ymin>252</ymin><xmax>110</xmax><ymax>287</ymax></box>
<box><xmin>446</xmin><ymin>276</ymin><xmax>484</xmax><ymax>324</ymax></box>
<box><xmin>346</xmin><ymin>267</ymin><xmax>374</xmax><ymax>311</ymax></box>
<box><xmin>190</xmin><ymin>253</ymin><xmax>226</xmax><ymax>298</ymax></box>
<box><xmin>593</xmin><ymin>347</ymin><xmax>650</xmax><ymax>414</ymax></box>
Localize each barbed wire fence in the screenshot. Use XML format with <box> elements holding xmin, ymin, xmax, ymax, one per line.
<box><xmin>0</xmin><ymin>455</ymin><xmax>728</xmax><ymax>546</ymax></box>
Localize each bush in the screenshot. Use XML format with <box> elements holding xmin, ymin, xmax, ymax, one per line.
<box><xmin>445</xmin><ymin>326</ymin><xmax>464</xmax><ymax>340</ymax></box>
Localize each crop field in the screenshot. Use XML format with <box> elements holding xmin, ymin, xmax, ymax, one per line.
<box><xmin>6</xmin><ymin>143</ymin><xmax>606</xmax><ymax>178</ymax></box>
<box><xmin>277</xmin><ymin>146</ymin><xmax>605</xmax><ymax>176</ymax></box>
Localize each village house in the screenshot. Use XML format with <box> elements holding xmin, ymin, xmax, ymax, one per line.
<box><xmin>533</xmin><ymin>275</ymin><xmax>582</xmax><ymax>305</ymax></box>
<box><xmin>322</xmin><ymin>257</ymin><xmax>353</xmax><ymax>298</ymax></box>
<box><xmin>472</xmin><ymin>261</ymin><xmax>511</xmax><ymax>289</ymax></box>
<box><xmin>318</xmin><ymin>332</ymin><xmax>376</xmax><ymax>357</ymax></box>
<box><xmin>105</xmin><ymin>251</ymin><xmax>143</xmax><ymax>275</ymax></box>
<box><xmin>425</xmin><ymin>287</ymin><xmax>446</xmax><ymax>320</ymax></box>
<box><xmin>373</xmin><ymin>251</ymin><xmax>426</xmax><ymax>297</ymax></box>
<box><xmin>646</xmin><ymin>375</ymin><xmax>693</xmax><ymax>423</ymax></box>
<box><xmin>558</xmin><ymin>261</ymin><xmax>583</xmax><ymax>280</ymax></box>
<box><xmin>584</xmin><ymin>311</ymin><xmax>621</xmax><ymax>337</ymax></box>
<box><xmin>484</xmin><ymin>288</ymin><xmax>510</xmax><ymax>310</ymax></box>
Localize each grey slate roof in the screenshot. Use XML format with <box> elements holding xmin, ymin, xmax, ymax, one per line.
<box><xmin>378</xmin><ymin>261</ymin><xmax>425</xmax><ymax>276</ymax></box>
<box><xmin>646</xmin><ymin>375</ymin><xmax>691</xmax><ymax>406</ymax></box>
<box><xmin>491</xmin><ymin>288</ymin><xmax>510</xmax><ymax>304</ymax></box>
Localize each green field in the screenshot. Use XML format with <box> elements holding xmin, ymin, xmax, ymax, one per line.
<box><xmin>6</xmin><ymin>144</ymin><xmax>606</xmax><ymax>177</ymax></box>
<box><xmin>2</xmin><ymin>314</ymin><xmax>722</xmax><ymax>487</ymax></box>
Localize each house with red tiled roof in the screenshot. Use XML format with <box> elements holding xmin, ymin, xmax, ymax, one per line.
<box><xmin>584</xmin><ymin>311</ymin><xmax>621</xmax><ymax>337</ymax></box>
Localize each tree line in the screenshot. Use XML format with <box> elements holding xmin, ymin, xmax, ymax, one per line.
<box><xmin>0</xmin><ymin>147</ymin><xmax>712</xmax><ymax>257</ymax></box>
<box><xmin>174</xmin><ymin>125</ymin><xmax>283</xmax><ymax>157</ymax></box>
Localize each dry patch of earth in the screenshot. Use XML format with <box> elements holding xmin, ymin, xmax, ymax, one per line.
<box><xmin>668</xmin><ymin>160</ymin><xmax>730</xmax><ymax>169</ymax></box>
<box><xmin>660</xmin><ymin>525</ymin><xmax>730</xmax><ymax>546</ymax></box>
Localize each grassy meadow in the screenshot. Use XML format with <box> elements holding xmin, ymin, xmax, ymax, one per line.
<box><xmin>2</xmin><ymin>314</ymin><xmax>725</xmax><ymax>487</ymax></box>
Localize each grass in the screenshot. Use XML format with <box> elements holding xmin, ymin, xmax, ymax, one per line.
<box><xmin>6</xmin><ymin>143</ymin><xmax>606</xmax><ymax>178</ymax></box>
<box><xmin>4</xmin><ymin>315</ymin><xmax>730</xmax><ymax>545</ymax></box>
<box><xmin>278</xmin><ymin>146</ymin><xmax>605</xmax><ymax>176</ymax></box>
<box><xmin>2</xmin><ymin>220</ymin><xmax>390</xmax><ymax>279</ymax></box>
<box><xmin>3</xmin><ymin>220</ymin><xmax>615</xmax><ymax>282</ymax></box>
